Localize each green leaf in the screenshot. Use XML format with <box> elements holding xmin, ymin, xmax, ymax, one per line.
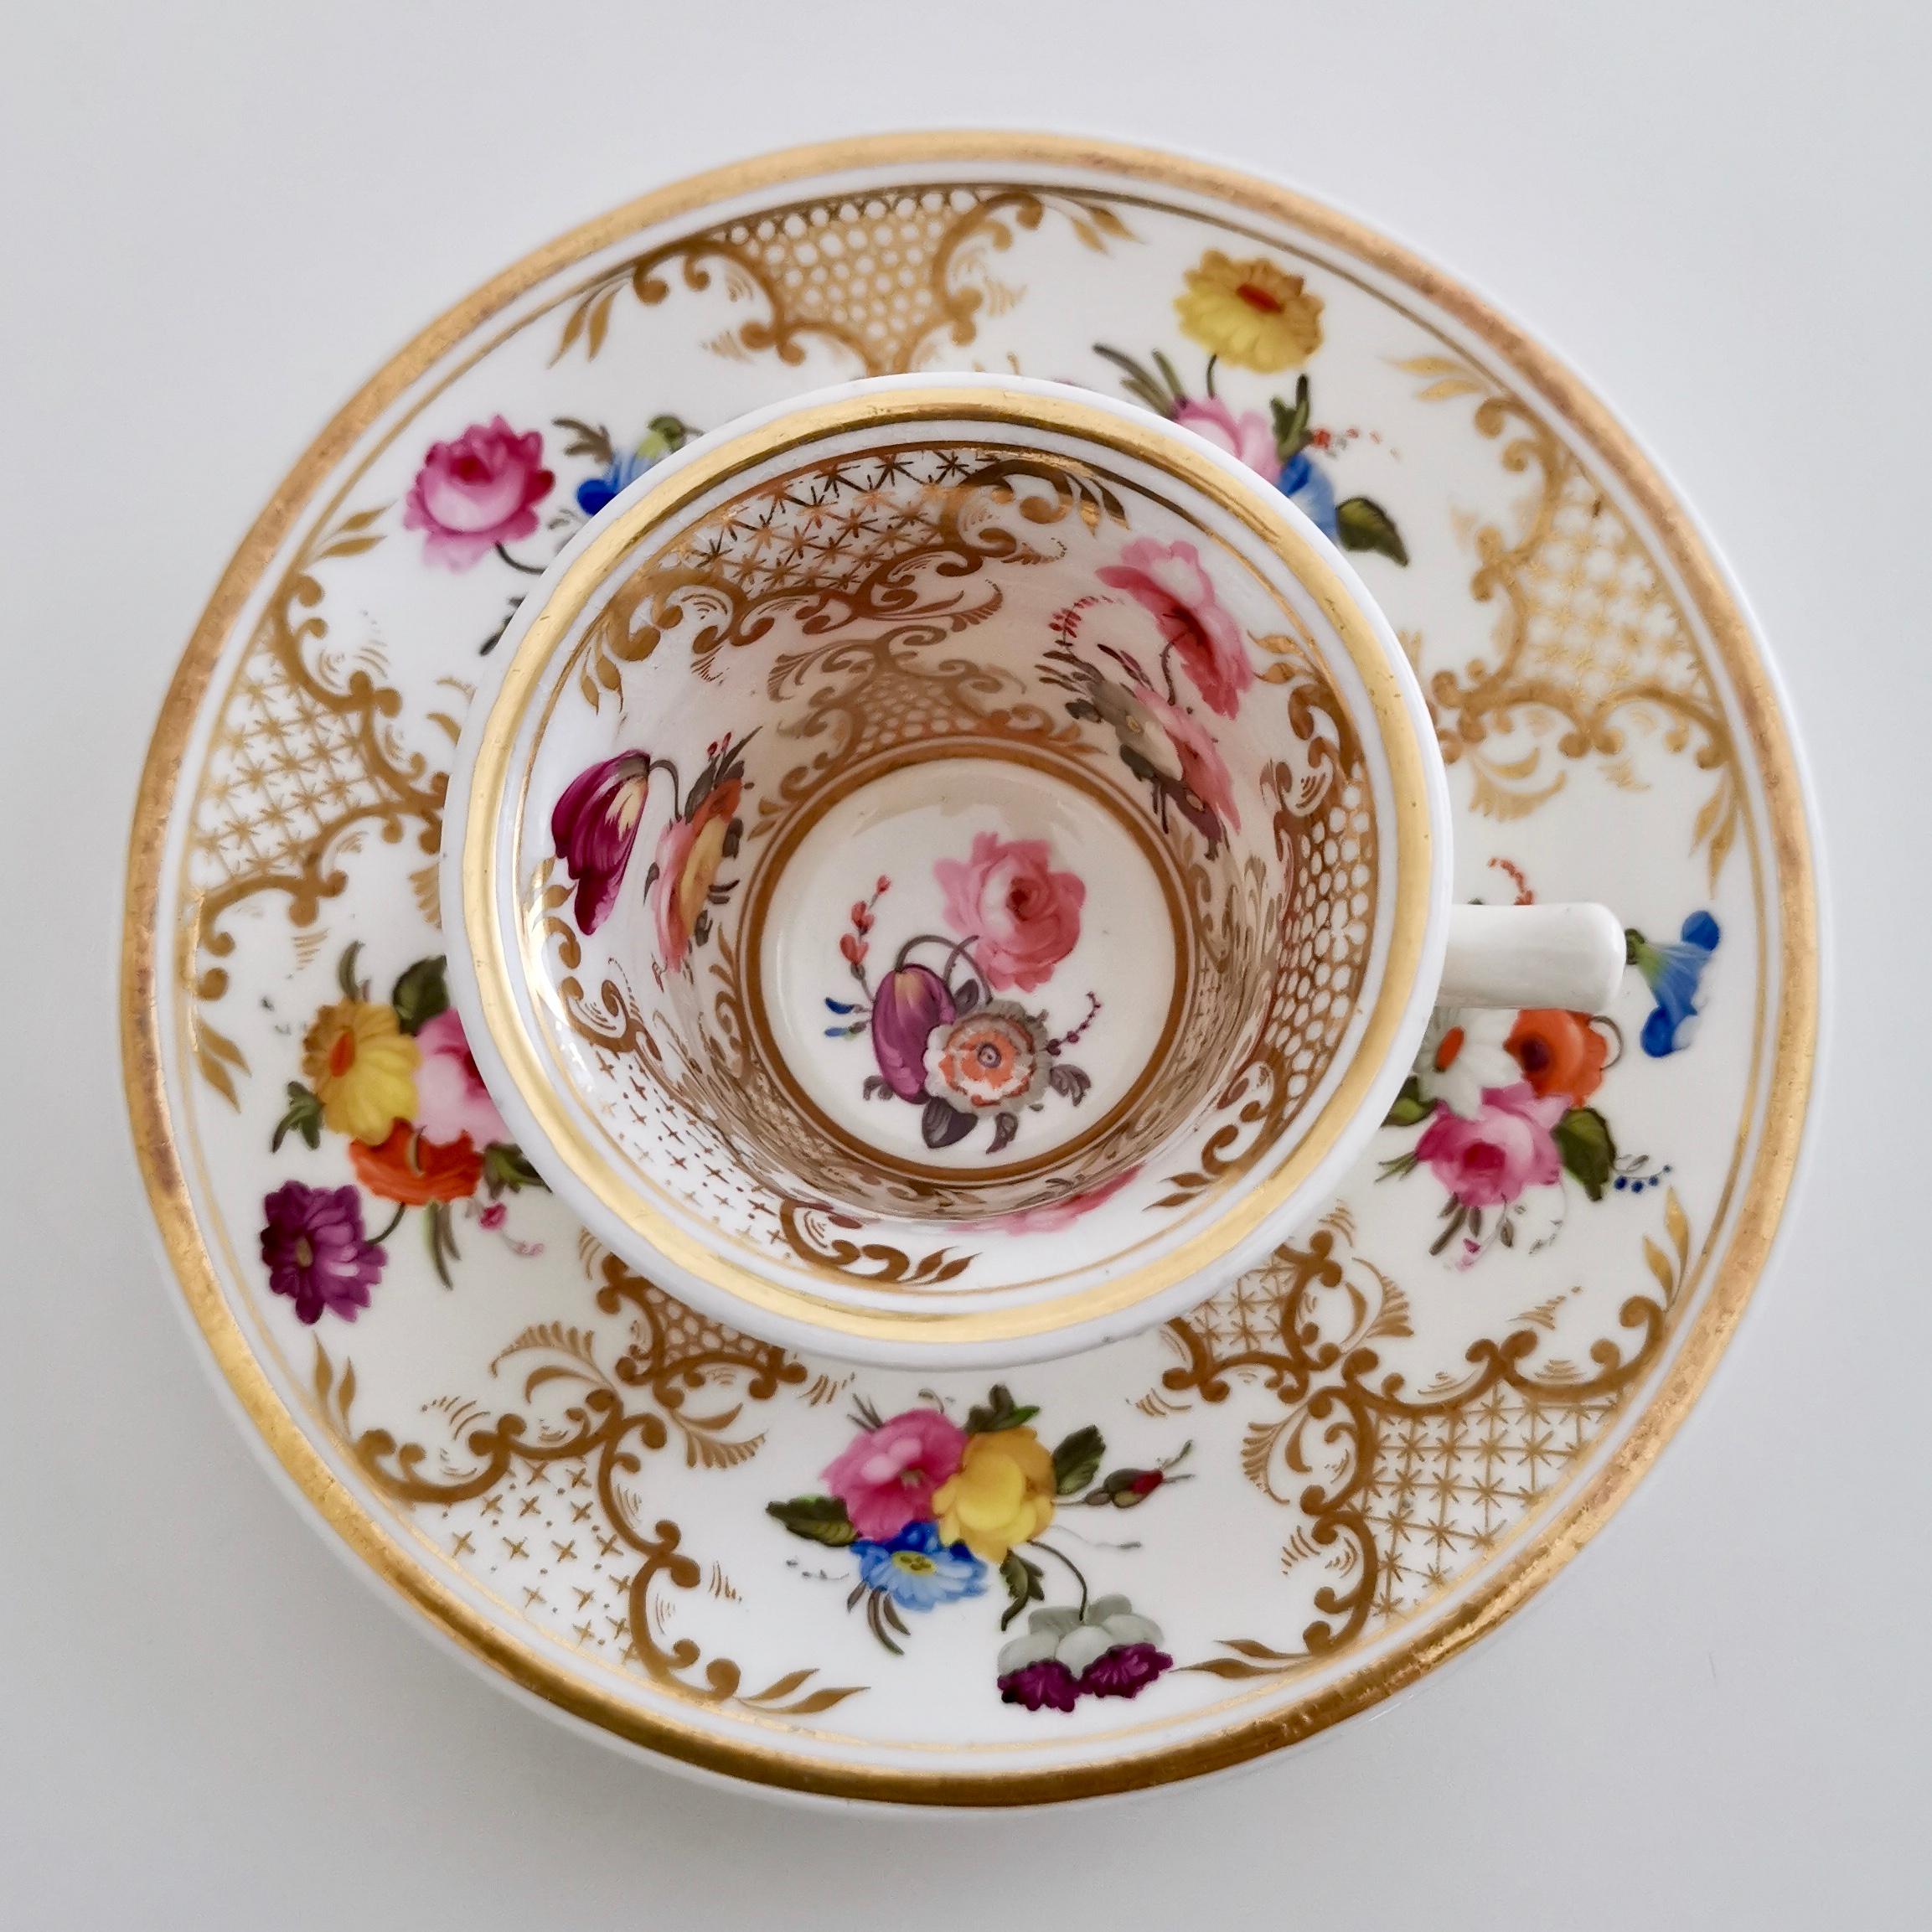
<box><xmin>1335</xmin><ymin>496</ymin><xmax>1409</xmax><ymax>565</ymax></box>
<box><xmin>765</xmin><ymin>1495</ymin><xmax>857</xmax><ymax>1547</ymax></box>
<box><xmin>482</xmin><ymin>1142</ymin><xmax>546</xmax><ymax>1196</ymax></box>
<box><xmin>390</xmin><ymin>955</ymin><xmax>450</xmax><ymax>1034</ymax></box>
<box><xmin>1383</xmin><ymin>1076</ymin><xmax>1433</xmax><ymax>1128</ymax></box>
<box><xmin>1555</xmin><ymin>1107</ymin><xmax>1617</xmax><ymax>1201</ymax></box>
<box><xmin>271</xmin><ymin>1082</ymin><xmax>323</xmax><ymax>1153</ymax></box>
<box><xmin>1271</xmin><ymin>375</ymin><xmax>1311</xmax><ymax>461</ymax></box>
<box><xmin>998</xmin><ymin>1551</ymin><xmax>1046</xmax><ymax>1630</ymax></box>
<box><xmin>336</xmin><ymin>940</ymin><xmax>365</xmax><ymax>1002</ymax></box>
<box><xmin>1051</xmin><ymin>1424</ymin><xmax>1105</xmax><ymax>1496</ymax></box>
<box><xmin>964</xmin><ymin>1384</ymin><xmax>1040</xmax><ymax>1435</ymax></box>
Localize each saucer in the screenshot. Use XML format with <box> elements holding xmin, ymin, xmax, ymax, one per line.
<box><xmin>122</xmin><ymin>133</ymin><xmax>1816</xmax><ymax>1804</ymax></box>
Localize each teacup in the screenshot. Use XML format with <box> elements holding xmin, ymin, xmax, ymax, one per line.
<box><xmin>445</xmin><ymin>375</ymin><xmax>1622</xmax><ymax>1367</ymax></box>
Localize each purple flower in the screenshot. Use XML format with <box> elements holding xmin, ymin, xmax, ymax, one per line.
<box><xmin>869</xmin><ymin>964</ymin><xmax>954</xmax><ymax>1100</ymax></box>
<box><xmin>259</xmin><ymin>1181</ymin><xmax>385</xmax><ymax>1325</ymax></box>
<box><xmin>996</xmin><ymin>1658</ymin><xmax>1082</xmax><ymax>1712</ymax></box>
<box><xmin>551</xmin><ymin>752</ymin><xmax>651</xmax><ymax>933</ymax></box>
<box><xmin>1077</xmin><ymin>1640</ymin><xmax>1173</xmax><ymax>1700</ymax></box>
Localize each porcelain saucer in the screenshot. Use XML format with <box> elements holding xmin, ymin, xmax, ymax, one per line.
<box><xmin>122</xmin><ymin>133</ymin><xmax>1816</xmax><ymax>1805</ymax></box>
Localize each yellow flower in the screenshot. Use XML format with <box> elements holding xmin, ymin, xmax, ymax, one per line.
<box><xmin>1175</xmin><ymin>251</ymin><xmax>1323</xmax><ymax>372</ymax></box>
<box><xmin>932</xmin><ymin>1428</ymin><xmax>1056</xmax><ymax>1563</ymax></box>
<box><xmin>302</xmin><ymin>1000</ymin><xmax>420</xmax><ymax>1144</ymax></box>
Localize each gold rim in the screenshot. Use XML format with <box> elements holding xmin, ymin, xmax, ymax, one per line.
<box><xmin>468</xmin><ymin>383</ymin><xmax>1435</xmax><ymax>1344</ymax></box>
<box><xmin>120</xmin><ymin>131</ymin><xmax>1817</xmax><ymax>1804</ymax></box>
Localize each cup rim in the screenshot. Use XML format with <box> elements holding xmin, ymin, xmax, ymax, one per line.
<box><xmin>447</xmin><ymin>374</ymin><xmax>1452</xmax><ymax>1365</ymax></box>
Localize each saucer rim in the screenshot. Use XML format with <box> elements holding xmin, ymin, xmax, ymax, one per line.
<box><xmin>119</xmin><ymin>128</ymin><xmax>1819</xmax><ymax>1805</ymax></box>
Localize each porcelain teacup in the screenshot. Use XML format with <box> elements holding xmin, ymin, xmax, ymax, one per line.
<box><xmin>444</xmin><ymin>375</ymin><xmax>1622</xmax><ymax>1366</ymax></box>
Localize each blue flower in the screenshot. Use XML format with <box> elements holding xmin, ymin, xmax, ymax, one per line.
<box><xmin>1278</xmin><ymin>449</ymin><xmax>1339</xmax><ymax>541</ymax></box>
<box><xmin>575</xmin><ymin>448</ymin><xmax>650</xmax><ymax>518</ymax></box>
<box><xmin>1629</xmin><ymin>912</ymin><xmax>1720</xmax><ymax>1057</ymax></box>
<box><xmin>573</xmin><ymin>421</ymin><xmax>689</xmax><ymax>519</ymax></box>
<box><xmin>852</xmin><ymin>1521</ymin><xmax>987</xmax><ymax>1611</ymax></box>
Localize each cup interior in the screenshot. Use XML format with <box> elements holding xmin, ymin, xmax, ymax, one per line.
<box><xmin>462</xmin><ymin>380</ymin><xmax>1437</xmax><ymax>1359</ymax></box>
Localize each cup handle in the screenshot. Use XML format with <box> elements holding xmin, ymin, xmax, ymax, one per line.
<box><xmin>1437</xmin><ymin>903</ymin><xmax>1625</xmax><ymax>1014</ymax></box>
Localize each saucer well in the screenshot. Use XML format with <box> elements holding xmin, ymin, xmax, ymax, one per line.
<box><xmin>122</xmin><ymin>133</ymin><xmax>1816</xmax><ymax>1803</ymax></box>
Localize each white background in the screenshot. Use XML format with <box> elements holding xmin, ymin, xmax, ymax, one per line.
<box><xmin>3</xmin><ymin>3</ymin><xmax>1926</xmax><ymax>1924</ymax></box>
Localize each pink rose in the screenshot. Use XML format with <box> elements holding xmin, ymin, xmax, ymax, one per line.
<box><xmin>403</xmin><ymin>416</ymin><xmax>555</xmax><ymax>570</ymax></box>
<box><xmin>822</xmin><ymin>1408</ymin><xmax>968</xmax><ymax>1542</ymax></box>
<box><xmin>990</xmin><ymin>1165</ymin><xmax>1141</xmax><ymax>1234</ymax></box>
<box><xmin>1414</xmin><ymin>1082</ymin><xmax>1566</xmax><ymax>1208</ymax></box>
<box><xmin>1174</xmin><ymin>397</ymin><xmax>1279</xmax><ymax>479</ymax></box>
<box><xmin>933</xmin><ymin>833</ymin><xmax>1085</xmax><ymax>994</ymax></box>
<box><xmin>1145</xmin><ymin>694</ymin><xmax>1241</xmax><ymax>834</ymax></box>
<box><xmin>1097</xmin><ymin>538</ymin><xmax>1254</xmax><ymax>718</ymax></box>
<box><xmin>413</xmin><ymin>1009</ymin><xmax>509</xmax><ymax>1149</ymax></box>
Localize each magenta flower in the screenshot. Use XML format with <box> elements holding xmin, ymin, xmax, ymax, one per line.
<box><xmin>1098</xmin><ymin>537</ymin><xmax>1254</xmax><ymax>718</ymax></box>
<box><xmin>933</xmin><ymin>832</ymin><xmax>1085</xmax><ymax>993</ymax></box>
<box><xmin>259</xmin><ymin>1181</ymin><xmax>385</xmax><ymax>1325</ymax></box>
<box><xmin>403</xmin><ymin>416</ymin><xmax>555</xmax><ymax>570</ymax></box>
<box><xmin>821</xmin><ymin>1408</ymin><xmax>968</xmax><ymax>1542</ymax></box>
<box><xmin>1414</xmin><ymin>1082</ymin><xmax>1567</xmax><ymax>1208</ymax></box>
<box><xmin>870</xmin><ymin>964</ymin><xmax>955</xmax><ymax>1101</ymax></box>
<box><xmin>1078</xmin><ymin>1640</ymin><xmax>1174</xmax><ymax>1700</ymax></box>
<box><xmin>1174</xmin><ymin>396</ymin><xmax>1278</xmax><ymax>479</ymax></box>
<box><xmin>997</xmin><ymin>1658</ymin><xmax>1082</xmax><ymax>1712</ymax></box>
<box><xmin>551</xmin><ymin>752</ymin><xmax>651</xmax><ymax>933</ymax></box>
<box><xmin>413</xmin><ymin>1009</ymin><xmax>507</xmax><ymax>1148</ymax></box>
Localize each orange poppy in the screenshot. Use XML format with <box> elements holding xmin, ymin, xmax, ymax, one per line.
<box><xmin>349</xmin><ymin>1123</ymin><xmax>483</xmax><ymax>1206</ymax></box>
<box><xmin>1506</xmin><ymin>1009</ymin><xmax>1608</xmax><ymax>1107</ymax></box>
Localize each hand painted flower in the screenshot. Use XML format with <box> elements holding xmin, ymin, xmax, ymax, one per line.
<box><xmin>1630</xmin><ymin>912</ymin><xmax>1720</xmax><ymax>1057</ymax></box>
<box><xmin>991</xmin><ymin>1165</ymin><xmax>1141</xmax><ymax>1235</ymax></box>
<box><xmin>652</xmin><ymin>778</ymin><xmax>741</xmax><ymax>971</ymax></box>
<box><xmin>1079</xmin><ymin>1640</ymin><xmax>1173</xmax><ymax>1699</ymax></box>
<box><xmin>1098</xmin><ymin>538</ymin><xmax>1253</xmax><ymax>717</ymax></box>
<box><xmin>1173</xmin><ymin>396</ymin><xmax>1278</xmax><ymax>478</ymax></box>
<box><xmin>996</xmin><ymin>1658</ymin><xmax>1081</xmax><ymax>1713</ymax></box>
<box><xmin>852</xmin><ymin>1521</ymin><xmax>987</xmax><ymax>1611</ymax></box>
<box><xmin>412</xmin><ymin>1009</ymin><xmax>508</xmax><ymax>1148</ymax></box>
<box><xmin>259</xmin><ymin>1181</ymin><xmax>385</xmax><ymax>1325</ymax></box>
<box><xmin>870</xmin><ymin>965</ymin><xmax>954</xmax><ymax>1100</ymax></box>
<box><xmin>924</xmin><ymin>1003</ymin><xmax>1050</xmax><ymax>1113</ymax></box>
<box><xmin>403</xmin><ymin>416</ymin><xmax>555</xmax><ymax>570</ymax></box>
<box><xmin>1278</xmin><ymin>447</ymin><xmax>1339</xmax><ymax>543</ymax></box>
<box><xmin>349</xmin><ymin>1124</ymin><xmax>484</xmax><ymax>1206</ymax></box>
<box><xmin>1414</xmin><ymin>1082</ymin><xmax>1566</xmax><ymax>1209</ymax></box>
<box><xmin>1506</xmin><ymin>1008</ymin><xmax>1608</xmax><ymax>1107</ymax></box>
<box><xmin>301</xmin><ymin>1000</ymin><xmax>420</xmax><ymax>1144</ymax></box>
<box><xmin>933</xmin><ymin>832</ymin><xmax>1084</xmax><ymax>993</ymax></box>
<box><xmin>932</xmin><ymin>1426</ymin><xmax>1056</xmax><ymax>1564</ymax></box>
<box><xmin>551</xmin><ymin>752</ymin><xmax>651</xmax><ymax>933</ymax></box>
<box><xmin>1412</xmin><ymin>1008</ymin><xmax>1519</xmax><ymax>1120</ymax></box>
<box><xmin>576</xmin><ymin>421</ymin><xmax>688</xmax><ymax>517</ymax></box>
<box><xmin>1175</xmin><ymin>251</ymin><xmax>1324</xmax><ymax>372</ymax></box>
<box><xmin>995</xmin><ymin>1598</ymin><xmax>1172</xmax><ymax>1708</ymax></box>
<box><xmin>1145</xmin><ymin>693</ymin><xmax>1241</xmax><ymax>834</ymax></box>
<box><xmin>821</xmin><ymin>1406</ymin><xmax>968</xmax><ymax>1542</ymax></box>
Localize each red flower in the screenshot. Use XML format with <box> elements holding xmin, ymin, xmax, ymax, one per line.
<box><xmin>403</xmin><ymin>416</ymin><xmax>554</xmax><ymax>570</ymax></box>
<box><xmin>349</xmin><ymin>1124</ymin><xmax>484</xmax><ymax>1206</ymax></box>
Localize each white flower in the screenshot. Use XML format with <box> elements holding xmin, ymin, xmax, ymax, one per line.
<box><xmin>1412</xmin><ymin>1008</ymin><xmax>1518</xmax><ymax>1118</ymax></box>
<box><xmin>996</xmin><ymin>1595</ymin><xmax>1165</xmax><ymax>1676</ymax></box>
